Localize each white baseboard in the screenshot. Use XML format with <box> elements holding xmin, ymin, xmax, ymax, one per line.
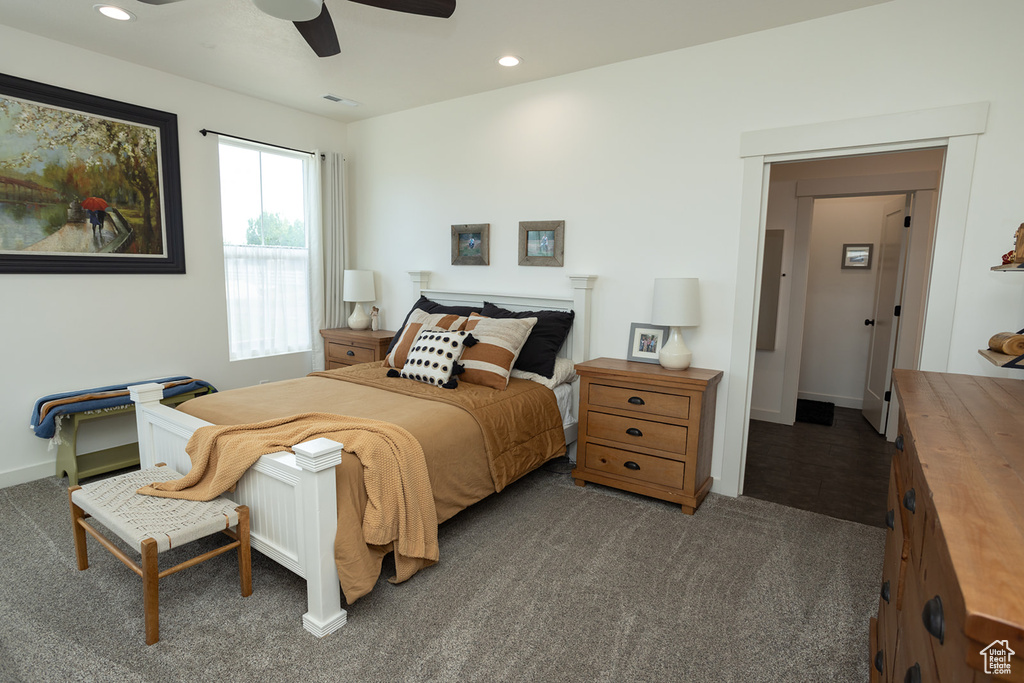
<box><xmin>797</xmin><ymin>391</ymin><xmax>863</xmax><ymax>410</ymax></box>
<box><xmin>0</xmin><ymin>461</ymin><xmax>56</xmax><ymax>489</ymax></box>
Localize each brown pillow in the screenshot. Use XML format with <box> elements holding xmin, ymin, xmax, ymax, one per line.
<box><xmin>385</xmin><ymin>308</ymin><xmax>468</xmax><ymax>369</ymax></box>
<box><xmin>459</xmin><ymin>313</ymin><xmax>537</xmax><ymax>390</ymax></box>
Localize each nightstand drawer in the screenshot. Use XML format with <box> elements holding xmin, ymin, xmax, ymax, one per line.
<box><xmin>589</xmin><ymin>383</ymin><xmax>690</xmax><ymax>420</ymax></box>
<box><xmin>585</xmin><ymin>443</ymin><xmax>684</xmax><ymax>488</ymax></box>
<box><xmin>326</xmin><ymin>342</ymin><xmax>374</xmax><ymax>364</ymax></box>
<box><xmin>587</xmin><ymin>411</ymin><xmax>687</xmax><ymax>456</ymax></box>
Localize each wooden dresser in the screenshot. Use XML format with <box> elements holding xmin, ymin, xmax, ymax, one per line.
<box><xmin>570</xmin><ymin>358</ymin><xmax>722</xmax><ymax>514</ymax></box>
<box><xmin>320</xmin><ymin>328</ymin><xmax>395</xmax><ymax>370</ymax></box>
<box><xmin>871</xmin><ymin>370</ymin><xmax>1024</xmax><ymax>683</ymax></box>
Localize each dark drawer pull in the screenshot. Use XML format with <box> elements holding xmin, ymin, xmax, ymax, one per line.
<box><xmin>624</xmin><ymin>461</ymin><xmax>641</xmax><ymax>471</ymax></box>
<box><xmin>625</xmin><ymin>427</ymin><xmax>643</xmax><ymax>437</ymax></box>
<box><xmin>903</xmin><ymin>488</ymin><xmax>916</xmax><ymax>514</ymax></box>
<box><xmin>885</xmin><ymin>509</ymin><xmax>895</xmax><ymax>530</ymax></box>
<box><xmin>627</xmin><ymin>396</ymin><xmax>646</xmax><ymax>406</ymax></box>
<box><xmin>874</xmin><ymin>650</ymin><xmax>884</xmax><ymax>673</ymax></box>
<box><xmin>346</xmin><ymin>350</ymin><xmax>355</xmax><ymax>356</ymax></box>
<box><xmin>895</xmin><ymin>434</ymin><xmax>904</xmax><ymax>451</ymax></box>
<box><xmin>922</xmin><ymin>595</ymin><xmax>944</xmax><ymax>644</ymax></box>
<box><xmin>904</xmin><ymin>663</ymin><xmax>921</xmax><ymax>683</ymax></box>
<box><xmin>881</xmin><ymin>580</ymin><xmax>890</xmax><ymax>604</ymax></box>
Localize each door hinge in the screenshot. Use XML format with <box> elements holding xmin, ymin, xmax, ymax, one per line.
<box><xmin>884</xmin><ymin>390</ymin><xmax>892</xmax><ymax>402</ymax></box>
<box><xmin>904</xmin><ymin>215</ymin><xmax>911</xmax><ymax>228</ymax></box>
<box><xmin>894</xmin><ymin>305</ymin><xmax>901</xmax><ymax>317</ymax></box>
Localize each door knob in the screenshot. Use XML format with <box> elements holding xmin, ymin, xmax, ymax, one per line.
<box><xmin>865</xmin><ymin>319</ymin><xmax>875</xmax><ymax>326</ymax></box>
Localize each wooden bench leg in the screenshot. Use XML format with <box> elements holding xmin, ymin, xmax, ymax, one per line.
<box><xmin>236</xmin><ymin>505</ymin><xmax>252</xmax><ymax>598</ymax></box>
<box><xmin>142</xmin><ymin>538</ymin><xmax>159</xmax><ymax>645</ymax></box>
<box><xmin>68</xmin><ymin>487</ymin><xmax>89</xmax><ymax>571</ymax></box>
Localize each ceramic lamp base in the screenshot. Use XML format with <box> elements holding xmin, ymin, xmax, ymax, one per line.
<box><xmin>659</xmin><ymin>326</ymin><xmax>692</xmax><ymax>370</ymax></box>
<box><xmin>348</xmin><ymin>303</ymin><xmax>370</xmax><ymax>330</ymax></box>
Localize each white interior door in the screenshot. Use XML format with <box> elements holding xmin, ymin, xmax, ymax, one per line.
<box><xmin>862</xmin><ymin>197</ymin><xmax>910</xmax><ymax>433</ymax></box>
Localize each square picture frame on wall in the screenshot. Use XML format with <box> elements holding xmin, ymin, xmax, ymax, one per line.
<box><xmin>518</xmin><ymin>220</ymin><xmax>564</xmax><ymax>267</ymax></box>
<box><xmin>451</xmin><ymin>223</ymin><xmax>489</xmax><ymax>265</ymax></box>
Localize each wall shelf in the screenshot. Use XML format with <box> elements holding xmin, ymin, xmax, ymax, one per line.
<box><xmin>979</xmin><ymin>348</ymin><xmax>1024</xmax><ymax>369</ymax></box>
<box><xmin>992</xmin><ymin>263</ymin><xmax>1024</xmax><ymax>271</ymax></box>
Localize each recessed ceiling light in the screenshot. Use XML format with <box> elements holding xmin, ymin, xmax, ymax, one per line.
<box><xmin>497</xmin><ymin>56</ymin><xmax>522</xmax><ymax>67</ymax></box>
<box><xmin>94</xmin><ymin>4</ymin><xmax>136</xmax><ymax>21</ymax></box>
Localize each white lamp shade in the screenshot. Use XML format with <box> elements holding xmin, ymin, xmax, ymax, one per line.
<box><xmin>343</xmin><ymin>270</ymin><xmax>376</xmax><ymax>303</ymax></box>
<box><xmin>253</xmin><ymin>0</ymin><xmax>322</xmax><ymax>21</ymax></box>
<box><xmin>652</xmin><ymin>278</ymin><xmax>701</xmax><ymax>327</ymax></box>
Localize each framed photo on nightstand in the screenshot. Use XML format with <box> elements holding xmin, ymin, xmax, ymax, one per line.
<box><xmin>626</xmin><ymin>323</ymin><xmax>669</xmax><ymax>364</ymax></box>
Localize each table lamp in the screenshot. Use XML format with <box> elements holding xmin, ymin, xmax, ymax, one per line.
<box><xmin>651</xmin><ymin>277</ymin><xmax>701</xmax><ymax>370</ymax></box>
<box><xmin>343</xmin><ymin>270</ymin><xmax>376</xmax><ymax>330</ymax></box>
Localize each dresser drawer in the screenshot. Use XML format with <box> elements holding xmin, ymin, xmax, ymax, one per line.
<box><xmin>587</xmin><ymin>411</ymin><xmax>687</xmax><ymax>456</ymax></box>
<box><xmin>584</xmin><ymin>443</ymin><xmax>684</xmax><ymax>488</ymax></box>
<box><xmin>327</xmin><ymin>342</ymin><xmax>374</xmax><ymax>364</ymax></box>
<box><xmin>589</xmin><ymin>383</ymin><xmax>690</xmax><ymax>420</ymax></box>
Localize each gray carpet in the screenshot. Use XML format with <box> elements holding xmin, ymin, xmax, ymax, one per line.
<box><xmin>0</xmin><ymin>466</ymin><xmax>883</xmax><ymax>682</ymax></box>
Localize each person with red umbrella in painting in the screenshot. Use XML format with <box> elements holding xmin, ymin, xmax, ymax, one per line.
<box><xmin>81</xmin><ymin>197</ymin><xmax>108</xmax><ymax>239</ymax></box>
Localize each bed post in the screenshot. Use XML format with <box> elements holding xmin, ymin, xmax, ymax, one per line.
<box><xmin>569</xmin><ymin>275</ymin><xmax>597</xmax><ymax>363</ymax></box>
<box><xmin>128</xmin><ymin>383</ymin><xmax>164</xmax><ymax>469</ymax></box>
<box><xmin>408</xmin><ymin>270</ymin><xmax>430</xmax><ymax>299</ymax></box>
<box><xmin>292</xmin><ymin>437</ymin><xmax>347</xmax><ymax>638</ymax></box>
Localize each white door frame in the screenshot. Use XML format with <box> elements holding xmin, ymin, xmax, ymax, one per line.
<box><xmin>720</xmin><ymin>102</ymin><xmax>988</xmax><ymax>498</ymax></box>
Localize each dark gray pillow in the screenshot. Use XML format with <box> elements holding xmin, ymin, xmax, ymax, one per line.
<box><xmin>481</xmin><ymin>302</ymin><xmax>574</xmax><ymax>379</ymax></box>
<box><xmin>386</xmin><ymin>296</ymin><xmax>483</xmax><ymax>355</ymax></box>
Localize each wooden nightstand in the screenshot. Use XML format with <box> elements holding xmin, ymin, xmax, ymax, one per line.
<box><xmin>570</xmin><ymin>357</ymin><xmax>723</xmax><ymax>514</ymax></box>
<box><xmin>320</xmin><ymin>328</ymin><xmax>395</xmax><ymax>369</ymax></box>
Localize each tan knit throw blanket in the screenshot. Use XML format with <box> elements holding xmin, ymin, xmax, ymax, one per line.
<box><xmin>138</xmin><ymin>412</ymin><xmax>439</xmax><ymax>569</ymax></box>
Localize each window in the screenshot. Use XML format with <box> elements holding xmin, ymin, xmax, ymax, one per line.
<box><xmin>218</xmin><ymin>140</ymin><xmax>316</xmax><ymax>360</ymax></box>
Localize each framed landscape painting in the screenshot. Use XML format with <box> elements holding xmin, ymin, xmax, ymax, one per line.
<box><xmin>0</xmin><ymin>73</ymin><xmax>184</xmax><ymax>273</ymax></box>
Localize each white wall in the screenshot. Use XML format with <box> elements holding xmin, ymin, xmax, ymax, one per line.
<box><xmin>798</xmin><ymin>196</ymin><xmax>899</xmax><ymax>408</ymax></box>
<box><xmin>0</xmin><ymin>25</ymin><xmax>347</xmax><ymax>486</ymax></box>
<box><xmin>346</xmin><ymin>0</ymin><xmax>1024</xmax><ymax>496</ymax></box>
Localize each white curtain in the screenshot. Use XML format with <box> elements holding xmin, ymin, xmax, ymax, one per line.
<box><xmin>306</xmin><ymin>152</ymin><xmax>325</xmax><ymax>371</ymax></box>
<box><xmin>322</xmin><ymin>152</ymin><xmax>347</xmax><ymax>329</ymax></box>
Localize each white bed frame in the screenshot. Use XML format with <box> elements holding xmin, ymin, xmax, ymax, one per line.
<box><xmin>129</xmin><ymin>273</ymin><xmax>596</xmax><ymax>637</ymax></box>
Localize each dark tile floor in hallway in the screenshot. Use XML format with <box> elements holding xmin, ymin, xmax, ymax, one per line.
<box><xmin>742</xmin><ymin>407</ymin><xmax>892</xmax><ymax>528</ymax></box>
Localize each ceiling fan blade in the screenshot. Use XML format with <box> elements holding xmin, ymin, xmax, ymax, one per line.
<box><xmin>347</xmin><ymin>0</ymin><xmax>455</xmax><ymax>19</ymax></box>
<box><xmin>135</xmin><ymin>0</ymin><xmax>186</xmax><ymax>4</ymax></box>
<box><xmin>294</xmin><ymin>3</ymin><xmax>341</xmax><ymax>58</ymax></box>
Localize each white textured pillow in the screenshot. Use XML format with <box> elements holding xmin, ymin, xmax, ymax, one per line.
<box><xmin>511</xmin><ymin>356</ymin><xmax>577</xmax><ymax>390</ymax></box>
<box><xmin>388</xmin><ymin>327</ymin><xmax>475</xmax><ymax>389</ymax></box>
<box><xmin>385</xmin><ymin>308</ymin><xmax>469</xmax><ymax>369</ymax></box>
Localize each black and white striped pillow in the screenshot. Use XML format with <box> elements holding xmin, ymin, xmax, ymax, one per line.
<box><xmin>387</xmin><ymin>327</ymin><xmax>476</xmax><ymax>389</ymax></box>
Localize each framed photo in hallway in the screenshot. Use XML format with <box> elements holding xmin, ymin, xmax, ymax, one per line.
<box><xmin>841</xmin><ymin>243</ymin><xmax>873</xmax><ymax>270</ymax></box>
<box><xmin>0</xmin><ymin>73</ymin><xmax>184</xmax><ymax>274</ymax></box>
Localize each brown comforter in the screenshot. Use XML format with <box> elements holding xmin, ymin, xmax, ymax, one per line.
<box><xmin>175</xmin><ymin>362</ymin><xmax>565</xmax><ymax>602</ymax></box>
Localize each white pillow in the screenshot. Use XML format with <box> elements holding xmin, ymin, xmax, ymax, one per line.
<box><xmin>389</xmin><ymin>327</ymin><xmax>475</xmax><ymax>389</ymax></box>
<box><xmin>511</xmin><ymin>356</ymin><xmax>577</xmax><ymax>390</ymax></box>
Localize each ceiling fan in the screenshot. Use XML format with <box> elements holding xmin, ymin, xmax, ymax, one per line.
<box><xmin>137</xmin><ymin>0</ymin><xmax>456</xmax><ymax>58</ymax></box>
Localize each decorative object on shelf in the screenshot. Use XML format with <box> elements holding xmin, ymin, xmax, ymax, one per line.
<box><xmin>451</xmin><ymin>224</ymin><xmax>489</xmax><ymax>266</ymax></box>
<box><xmin>626</xmin><ymin>323</ymin><xmax>669</xmax><ymax>365</ymax></box>
<box><xmin>0</xmin><ymin>72</ymin><xmax>184</xmax><ymax>274</ymax></box>
<box><xmin>343</xmin><ymin>269</ymin><xmax>376</xmax><ymax>330</ymax></box>
<box><xmin>651</xmin><ymin>277</ymin><xmax>701</xmax><ymax>370</ymax></box>
<box><xmin>518</xmin><ymin>220</ymin><xmax>564</xmax><ymax>267</ymax></box>
<box><xmin>978</xmin><ymin>327</ymin><xmax>1024</xmax><ymax>369</ymax></box>
<box><xmin>841</xmin><ymin>243</ymin><xmax>873</xmax><ymax>269</ymax></box>
<box><xmin>1015</xmin><ymin>222</ymin><xmax>1024</xmax><ymax>263</ymax></box>
<box><xmin>370</xmin><ymin>306</ymin><xmax>380</xmax><ymax>331</ymax></box>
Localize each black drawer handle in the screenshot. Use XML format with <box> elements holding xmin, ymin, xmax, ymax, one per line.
<box><xmin>625</xmin><ymin>427</ymin><xmax>643</xmax><ymax>437</ymax></box>
<box><xmin>903</xmin><ymin>488</ymin><xmax>916</xmax><ymax>514</ymax></box>
<box><xmin>627</xmin><ymin>396</ymin><xmax>646</xmax><ymax>406</ymax></box>
<box><xmin>881</xmin><ymin>580</ymin><xmax>890</xmax><ymax>604</ymax></box>
<box><xmin>885</xmin><ymin>509</ymin><xmax>895</xmax><ymax>530</ymax></box>
<box><xmin>922</xmin><ymin>595</ymin><xmax>944</xmax><ymax>644</ymax></box>
<box><xmin>874</xmin><ymin>650</ymin><xmax>884</xmax><ymax>674</ymax></box>
<box><xmin>624</xmin><ymin>461</ymin><xmax>640</xmax><ymax>471</ymax></box>
<box><xmin>895</xmin><ymin>434</ymin><xmax>904</xmax><ymax>451</ymax></box>
<box><xmin>346</xmin><ymin>350</ymin><xmax>355</xmax><ymax>356</ymax></box>
<box><xmin>904</xmin><ymin>663</ymin><xmax>921</xmax><ymax>683</ymax></box>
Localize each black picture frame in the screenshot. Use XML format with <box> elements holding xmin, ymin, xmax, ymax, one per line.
<box><xmin>0</xmin><ymin>72</ymin><xmax>185</xmax><ymax>274</ymax></box>
<box><xmin>841</xmin><ymin>243</ymin><xmax>873</xmax><ymax>270</ymax></box>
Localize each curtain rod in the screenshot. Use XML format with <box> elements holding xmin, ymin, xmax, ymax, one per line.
<box><xmin>199</xmin><ymin>129</ymin><xmax>323</xmax><ymax>158</ymax></box>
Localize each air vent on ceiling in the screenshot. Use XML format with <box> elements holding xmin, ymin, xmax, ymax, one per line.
<box><xmin>322</xmin><ymin>94</ymin><xmax>360</xmax><ymax>107</ymax></box>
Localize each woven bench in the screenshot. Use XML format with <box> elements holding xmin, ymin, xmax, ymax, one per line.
<box><xmin>68</xmin><ymin>465</ymin><xmax>252</xmax><ymax>645</ymax></box>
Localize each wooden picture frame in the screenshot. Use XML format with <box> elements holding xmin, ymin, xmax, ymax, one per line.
<box><xmin>626</xmin><ymin>323</ymin><xmax>669</xmax><ymax>364</ymax></box>
<box><xmin>841</xmin><ymin>243</ymin><xmax>873</xmax><ymax>270</ymax></box>
<box><xmin>519</xmin><ymin>220</ymin><xmax>564</xmax><ymax>267</ymax></box>
<box><xmin>451</xmin><ymin>223</ymin><xmax>489</xmax><ymax>266</ymax></box>
<box><xmin>0</xmin><ymin>73</ymin><xmax>185</xmax><ymax>274</ymax></box>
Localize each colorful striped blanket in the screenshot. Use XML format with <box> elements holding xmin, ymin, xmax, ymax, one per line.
<box><xmin>30</xmin><ymin>377</ymin><xmax>216</xmax><ymax>441</ymax></box>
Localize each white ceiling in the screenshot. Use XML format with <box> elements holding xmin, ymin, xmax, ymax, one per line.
<box><xmin>0</xmin><ymin>0</ymin><xmax>890</xmax><ymax>123</ymax></box>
